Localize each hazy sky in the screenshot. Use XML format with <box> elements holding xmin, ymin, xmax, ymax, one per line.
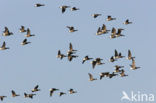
<box><xmin>0</xmin><ymin>0</ymin><xmax>156</xmax><ymax>103</ymax></box>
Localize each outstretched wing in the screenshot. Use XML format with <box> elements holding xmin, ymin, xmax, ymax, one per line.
<box><xmin>2</xmin><ymin>42</ymin><xmax>6</xmax><ymax>48</ymax></box>
<box><xmin>69</xmin><ymin>43</ymin><xmax>73</xmax><ymax>51</ymax></box>
<box><xmin>128</xmin><ymin>50</ymin><xmax>132</xmax><ymax>58</ymax></box>
<box><xmin>88</xmin><ymin>73</ymin><xmax>93</xmax><ymax>80</ymax></box>
<box><xmin>34</xmin><ymin>85</ymin><xmax>39</xmax><ymax>89</ymax></box>
<box><xmin>115</xmin><ymin>49</ymin><xmax>118</xmax><ymax>57</ymax></box>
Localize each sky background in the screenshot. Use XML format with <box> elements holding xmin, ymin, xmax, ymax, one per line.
<box><xmin>0</xmin><ymin>0</ymin><xmax>156</xmax><ymax>103</ymax></box>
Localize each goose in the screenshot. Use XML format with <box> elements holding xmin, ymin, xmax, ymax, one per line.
<box><xmin>114</xmin><ymin>50</ymin><xmax>125</xmax><ymax>59</ymax></box>
<box><xmin>2</xmin><ymin>27</ymin><xmax>13</xmax><ymax>36</ymax></box>
<box><xmin>91</xmin><ymin>58</ymin><xmax>104</xmax><ymax>69</ymax></box>
<box><xmin>32</xmin><ymin>85</ymin><xmax>40</xmax><ymax>92</ymax></box>
<box><xmin>0</xmin><ymin>96</ymin><xmax>7</xmax><ymax>101</ymax></box>
<box><xmin>68</xmin><ymin>89</ymin><xmax>77</xmax><ymax>94</ymax></box>
<box><xmin>110</xmin><ymin>27</ymin><xmax>116</xmax><ymax>38</ymax></box>
<box><xmin>82</xmin><ymin>56</ymin><xmax>93</xmax><ymax>64</ymax></box>
<box><xmin>0</xmin><ymin>42</ymin><xmax>9</xmax><ymax>50</ymax></box>
<box><xmin>34</xmin><ymin>3</ymin><xmax>45</xmax><ymax>7</ymax></box>
<box><xmin>96</xmin><ymin>27</ymin><xmax>102</xmax><ymax>35</ymax></box>
<box><xmin>24</xmin><ymin>93</ymin><xmax>36</xmax><ymax>99</ymax></box>
<box><xmin>57</xmin><ymin>50</ymin><xmax>66</xmax><ymax>60</ymax></box>
<box><xmin>127</xmin><ymin>50</ymin><xmax>135</xmax><ymax>60</ymax></box>
<box><xmin>99</xmin><ymin>72</ymin><xmax>110</xmax><ymax>80</ymax></box>
<box><xmin>59</xmin><ymin>92</ymin><xmax>66</xmax><ymax>97</ymax></box>
<box><xmin>11</xmin><ymin>90</ymin><xmax>20</xmax><ymax>97</ymax></box>
<box><xmin>124</xmin><ymin>19</ymin><xmax>132</xmax><ymax>25</ymax></box>
<box><xmin>120</xmin><ymin>69</ymin><xmax>128</xmax><ymax>77</ymax></box>
<box><xmin>59</xmin><ymin>5</ymin><xmax>70</xmax><ymax>13</ymax></box>
<box><xmin>19</xmin><ymin>26</ymin><xmax>26</xmax><ymax>33</ymax></box>
<box><xmin>109</xmin><ymin>56</ymin><xmax>116</xmax><ymax>62</ymax></box>
<box><xmin>66</xmin><ymin>26</ymin><xmax>78</xmax><ymax>32</ymax></box>
<box><xmin>95</xmin><ymin>58</ymin><xmax>104</xmax><ymax>65</ymax></box>
<box><xmin>114</xmin><ymin>65</ymin><xmax>124</xmax><ymax>73</ymax></box>
<box><xmin>67</xmin><ymin>54</ymin><xmax>78</xmax><ymax>61</ymax></box>
<box><xmin>25</xmin><ymin>28</ymin><xmax>35</xmax><ymax>37</ymax></box>
<box><xmin>108</xmin><ymin>72</ymin><xmax>118</xmax><ymax>78</ymax></box>
<box><xmin>130</xmin><ymin>58</ymin><xmax>140</xmax><ymax>70</ymax></box>
<box><xmin>116</xmin><ymin>28</ymin><xmax>124</xmax><ymax>37</ymax></box>
<box><xmin>49</xmin><ymin>88</ymin><xmax>59</xmax><ymax>97</ymax></box>
<box><xmin>21</xmin><ymin>39</ymin><xmax>31</xmax><ymax>45</ymax></box>
<box><xmin>88</xmin><ymin>73</ymin><xmax>97</xmax><ymax>81</ymax></box>
<box><xmin>67</xmin><ymin>50</ymin><xmax>76</xmax><ymax>55</ymax></box>
<box><xmin>101</xmin><ymin>24</ymin><xmax>110</xmax><ymax>34</ymax></box>
<box><xmin>96</xmin><ymin>61</ymin><xmax>104</xmax><ymax>65</ymax></box>
<box><xmin>95</xmin><ymin>58</ymin><xmax>103</xmax><ymax>63</ymax></box>
<box><xmin>118</xmin><ymin>52</ymin><xmax>125</xmax><ymax>58</ymax></box>
<box><xmin>71</xmin><ymin>7</ymin><xmax>79</xmax><ymax>11</ymax></box>
<box><xmin>107</xmin><ymin>15</ymin><xmax>116</xmax><ymax>21</ymax></box>
<box><xmin>91</xmin><ymin>14</ymin><xmax>101</xmax><ymax>18</ymax></box>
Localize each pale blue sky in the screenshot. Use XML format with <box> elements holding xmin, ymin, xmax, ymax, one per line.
<box><xmin>0</xmin><ymin>0</ymin><xmax>156</xmax><ymax>103</ymax></box>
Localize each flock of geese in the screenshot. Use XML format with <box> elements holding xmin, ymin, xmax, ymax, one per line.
<box><xmin>0</xmin><ymin>85</ymin><xmax>77</xmax><ymax>101</ymax></box>
<box><xmin>0</xmin><ymin>2</ymin><xmax>140</xmax><ymax>102</ymax></box>
<box><xmin>0</xmin><ymin>26</ymin><xmax>34</xmax><ymax>50</ymax></box>
<box><xmin>57</xmin><ymin>43</ymin><xmax>140</xmax><ymax>81</ymax></box>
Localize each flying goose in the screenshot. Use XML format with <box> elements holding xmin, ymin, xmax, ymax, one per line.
<box><xmin>67</xmin><ymin>54</ymin><xmax>78</xmax><ymax>61</ymax></box>
<box><xmin>108</xmin><ymin>72</ymin><xmax>118</xmax><ymax>78</ymax></box>
<box><xmin>114</xmin><ymin>65</ymin><xmax>124</xmax><ymax>73</ymax></box>
<box><xmin>25</xmin><ymin>28</ymin><xmax>35</xmax><ymax>37</ymax></box>
<box><xmin>91</xmin><ymin>14</ymin><xmax>101</xmax><ymax>18</ymax></box>
<box><xmin>88</xmin><ymin>73</ymin><xmax>97</xmax><ymax>81</ymax></box>
<box><xmin>68</xmin><ymin>89</ymin><xmax>77</xmax><ymax>94</ymax></box>
<box><xmin>24</xmin><ymin>93</ymin><xmax>36</xmax><ymax>99</ymax></box>
<box><xmin>118</xmin><ymin>52</ymin><xmax>125</xmax><ymax>58</ymax></box>
<box><xmin>11</xmin><ymin>90</ymin><xmax>20</xmax><ymax>97</ymax></box>
<box><xmin>95</xmin><ymin>58</ymin><xmax>104</xmax><ymax>65</ymax></box>
<box><xmin>32</xmin><ymin>85</ymin><xmax>40</xmax><ymax>92</ymax></box>
<box><xmin>82</xmin><ymin>56</ymin><xmax>93</xmax><ymax>64</ymax></box>
<box><xmin>90</xmin><ymin>58</ymin><xmax>104</xmax><ymax>69</ymax></box>
<box><xmin>127</xmin><ymin>50</ymin><xmax>135</xmax><ymax>60</ymax></box>
<box><xmin>19</xmin><ymin>26</ymin><xmax>26</xmax><ymax>33</ymax></box>
<box><xmin>0</xmin><ymin>42</ymin><xmax>9</xmax><ymax>50</ymax></box>
<box><xmin>130</xmin><ymin>58</ymin><xmax>140</xmax><ymax>70</ymax></box>
<box><xmin>59</xmin><ymin>92</ymin><xmax>66</xmax><ymax>97</ymax></box>
<box><xmin>96</xmin><ymin>27</ymin><xmax>102</xmax><ymax>35</ymax></box>
<box><xmin>107</xmin><ymin>16</ymin><xmax>116</xmax><ymax>21</ymax></box>
<box><xmin>2</xmin><ymin>27</ymin><xmax>13</xmax><ymax>36</ymax></box>
<box><xmin>57</xmin><ymin>50</ymin><xmax>67</xmax><ymax>60</ymax></box>
<box><xmin>100</xmin><ymin>72</ymin><xmax>110</xmax><ymax>80</ymax></box>
<box><xmin>116</xmin><ymin>28</ymin><xmax>124</xmax><ymax>37</ymax></box>
<box><xmin>0</xmin><ymin>96</ymin><xmax>7</xmax><ymax>101</ymax></box>
<box><xmin>109</xmin><ymin>56</ymin><xmax>116</xmax><ymax>62</ymax></box>
<box><xmin>71</xmin><ymin>7</ymin><xmax>79</xmax><ymax>11</ymax></box>
<box><xmin>110</xmin><ymin>27</ymin><xmax>116</xmax><ymax>38</ymax></box>
<box><xmin>120</xmin><ymin>69</ymin><xmax>128</xmax><ymax>77</ymax></box>
<box><xmin>59</xmin><ymin>5</ymin><xmax>70</xmax><ymax>13</ymax></box>
<box><xmin>49</xmin><ymin>88</ymin><xmax>59</xmax><ymax>97</ymax></box>
<box><xmin>66</xmin><ymin>26</ymin><xmax>78</xmax><ymax>32</ymax></box>
<box><xmin>114</xmin><ymin>50</ymin><xmax>125</xmax><ymax>59</ymax></box>
<box><xmin>21</xmin><ymin>39</ymin><xmax>31</xmax><ymax>45</ymax></box>
<box><xmin>124</xmin><ymin>19</ymin><xmax>132</xmax><ymax>25</ymax></box>
<box><xmin>35</xmin><ymin>3</ymin><xmax>45</xmax><ymax>7</ymax></box>
<box><xmin>101</xmin><ymin>24</ymin><xmax>110</xmax><ymax>34</ymax></box>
